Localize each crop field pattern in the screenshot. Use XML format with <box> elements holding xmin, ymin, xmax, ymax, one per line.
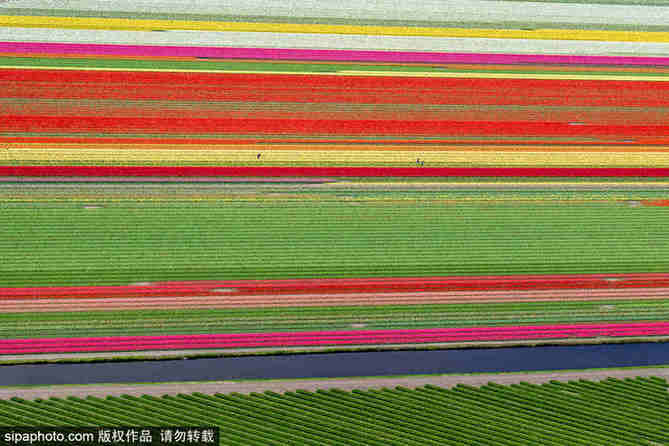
<box><xmin>2</xmin><ymin>0</ymin><xmax>669</xmax><ymax>351</ymax></box>
<box><xmin>3</xmin><ymin>1</ymin><xmax>669</xmax><ymax>440</ymax></box>
<box><xmin>4</xmin><ymin>195</ymin><xmax>669</xmax><ymax>287</ymax></box>
<box><xmin>0</xmin><ymin>378</ymin><xmax>668</xmax><ymax>445</ymax></box>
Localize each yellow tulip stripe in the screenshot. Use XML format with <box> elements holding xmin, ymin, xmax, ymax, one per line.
<box><xmin>340</xmin><ymin>70</ymin><xmax>669</xmax><ymax>81</ymax></box>
<box><xmin>4</xmin><ymin>64</ymin><xmax>668</xmax><ymax>81</ymax></box>
<box><xmin>5</xmin><ymin>147</ymin><xmax>669</xmax><ymax>167</ymax></box>
<box><xmin>3</xmin><ymin>15</ymin><xmax>669</xmax><ymax>42</ymax></box>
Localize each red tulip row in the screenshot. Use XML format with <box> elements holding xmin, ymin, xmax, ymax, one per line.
<box><xmin>3</xmin><ymin>273</ymin><xmax>669</xmax><ymax>300</ymax></box>
<box><xmin>4</xmin><ymin>69</ymin><xmax>669</xmax><ymax>107</ymax></box>
<box><xmin>4</xmin><ymin>166</ymin><xmax>669</xmax><ymax>177</ymax></box>
<box><xmin>6</xmin><ymin>116</ymin><xmax>669</xmax><ymax>137</ymax></box>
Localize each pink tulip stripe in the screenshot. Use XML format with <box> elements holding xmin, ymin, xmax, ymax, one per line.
<box><xmin>2</xmin><ymin>322</ymin><xmax>668</xmax><ymax>354</ymax></box>
<box><xmin>3</xmin><ymin>42</ymin><xmax>669</xmax><ymax>67</ymax></box>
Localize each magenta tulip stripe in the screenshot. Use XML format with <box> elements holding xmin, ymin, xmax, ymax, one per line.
<box><xmin>1</xmin><ymin>322</ymin><xmax>668</xmax><ymax>354</ymax></box>
<box><xmin>5</xmin><ymin>42</ymin><xmax>669</xmax><ymax>66</ymax></box>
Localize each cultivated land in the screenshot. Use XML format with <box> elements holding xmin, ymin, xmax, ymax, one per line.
<box><xmin>7</xmin><ymin>69</ymin><xmax>669</xmax><ymax>154</ymax></box>
<box><xmin>3</xmin><ymin>2</ymin><xmax>669</xmax><ymax>440</ymax></box>
<box><xmin>2</xmin><ymin>186</ymin><xmax>669</xmax><ymax>287</ymax></box>
<box><xmin>0</xmin><ymin>375</ymin><xmax>666</xmax><ymax>445</ymax></box>
<box><xmin>9</xmin><ymin>29</ymin><xmax>669</xmax><ymax>56</ymax></box>
<box><xmin>5</xmin><ymin>0</ymin><xmax>669</xmax><ymax>27</ymax></box>
<box><xmin>9</xmin><ymin>147</ymin><xmax>669</xmax><ymax>168</ymax></box>
<box><xmin>1</xmin><ymin>183</ymin><xmax>668</xmax><ymax>355</ymax></box>
<box><xmin>7</xmin><ymin>56</ymin><xmax>669</xmax><ymax>77</ymax></box>
<box><xmin>2</xmin><ymin>299</ymin><xmax>669</xmax><ymax>339</ymax></box>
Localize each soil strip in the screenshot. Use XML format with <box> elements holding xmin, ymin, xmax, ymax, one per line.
<box><xmin>0</xmin><ymin>366</ymin><xmax>666</xmax><ymax>400</ymax></box>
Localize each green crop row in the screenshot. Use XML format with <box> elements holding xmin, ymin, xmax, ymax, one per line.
<box><xmin>0</xmin><ymin>377</ymin><xmax>666</xmax><ymax>445</ymax></box>
<box><xmin>4</xmin><ymin>55</ymin><xmax>667</xmax><ymax>77</ymax></box>
<box><xmin>2</xmin><ymin>200</ymin><xmax>668</xmax><ymax>287</ymax></box>
<box><xmin>4</xmin><ymin>188</ymin><xmax>669</xmax><ymax>203</ymax></box>
<box><xmin>2</xmin><ymin>300</ymin><xmax>669</xmax><ymax>339</ymax></box>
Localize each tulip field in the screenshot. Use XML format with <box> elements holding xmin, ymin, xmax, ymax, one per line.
<box><xmin>6</xmin><ymin>5</ymin><xmax>669</xmax><ymax>177</ymax></box>
<box><xmin>2</xmin><ymin>185</ymin><xmax>669</xmax><ymax>354</ymax></box>
<box><xmin>1</xmin><ymin>377</ymin><xmax>667</xmax><ymax>445</ymax></box>
<box><xmin>4</xmin><ymin>297</ymin><xmax>669</xmax><ymax>334</ymax></box>
<box><xmin>3</xmin><ymin>2</ymin><xmax>669</xmax><ymax>441</ymax></box>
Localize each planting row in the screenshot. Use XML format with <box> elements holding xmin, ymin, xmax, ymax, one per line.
<box><xmin>7</xmin><ymin>148</ymin><xmax>669</xmax><ymax>168</ymax></box>
<box><xmin>9</xmin><ymin>115</ymin><xmax>669</xmax><ymax>138</ymax></box>
<box><xmin>5</xmin><ymin>273</ymin><xmax>669</xmax><ymax>299</ymax></box>
<box><xmin>5</xmin><ymin>165</ymin><xmax>669</xmax><ymax>178</ymax></box>
<box><xmin>6</xmin><ymin>67</ymin><xmax>669</xmax><ymax>149</ymax></box>
<box><xmin>5</xmin><ymin>42</ymin><xmax>669</xmax><ymax>66</ymax></box>
<box><xmin>1</xmin><ymin>300</ymin><xmax>668</xmax><ymax>339</ymax></box>
<box><xmin>13</xmin><ymin>56</ymin><xmax>669</xmax><ymax>78</ymax></box>
<box><xmin>4</xmin><ymin>187</ymin><xmax>669</xmax><ymax>208</ymax></box>
<box><xmin>6</xmin><ymin>69</ymin><xmax>669</xmax><ymax>107</ymax></box>
<box><xmin>0</xmin><ymin>377</ymin><xmax>666</xmax><ymax>445</ymax></box>
<box><xmin>1</xmin><ymin>322</ymin><xmax>668</xmax><ymax>354</ymax></box>
<box><xmin>2</xmin><ymin>200</ymin><xmax>668</xmax><ymax>287</ymax></box>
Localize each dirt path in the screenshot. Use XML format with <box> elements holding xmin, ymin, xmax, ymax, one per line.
<box><xmin>3</xmin><ymin>287</ymin><xmax>669</xmax><ymax>312</ymax></box>
<box><xmin>1</xmin><ymin>367</ymin><xmax>666</xmax><ymax>400</ymax></box>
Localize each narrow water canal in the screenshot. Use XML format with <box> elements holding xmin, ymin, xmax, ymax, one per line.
<box><xmin>1</xmin><ymin>342</ymin><xmax>667</xmax><ymax>386</ymax></box>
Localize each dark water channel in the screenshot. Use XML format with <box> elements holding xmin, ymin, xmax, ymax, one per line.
<box><xmin>1</xmin><ymin>342</ymin><xmax>668</xmax><ymax>386</ymax></box>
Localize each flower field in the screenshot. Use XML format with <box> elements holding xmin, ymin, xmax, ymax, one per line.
<box><xmin>2</xmin><ymin>3</ymin><xmax>669</xmax><ymax>442</ymax></box>
<box><xmin>7</xmin><ymin>166</ymin><xmax>669</xmax><ymax>177</ymax></box>
<box><xmin>2</xmin><ymin>186</ymin><xmax>669</xmax><ymax>354</ymax></box>
<box><xmin>8</xmin><ymin>147</ymin><xmax>669</xmax><ymax>168</ymax></box>
<box><xmin>3</xmin><ymin>272</ymin><xmax>669</xmax><ymax>353</ymax></box>
<box><xmin>0</xmin><ymin>377</ymin><xmax>667</xmax><ymax>445</ymax></box>
<box><xmin>3</xmin><ymin>297</ymin><xmax>669</xmax><ymax>337</ymax></box>
<box><xmin>5</xmin><ymin>29</ymin><xmax>669</xmax><ymax>174</ymax></box>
